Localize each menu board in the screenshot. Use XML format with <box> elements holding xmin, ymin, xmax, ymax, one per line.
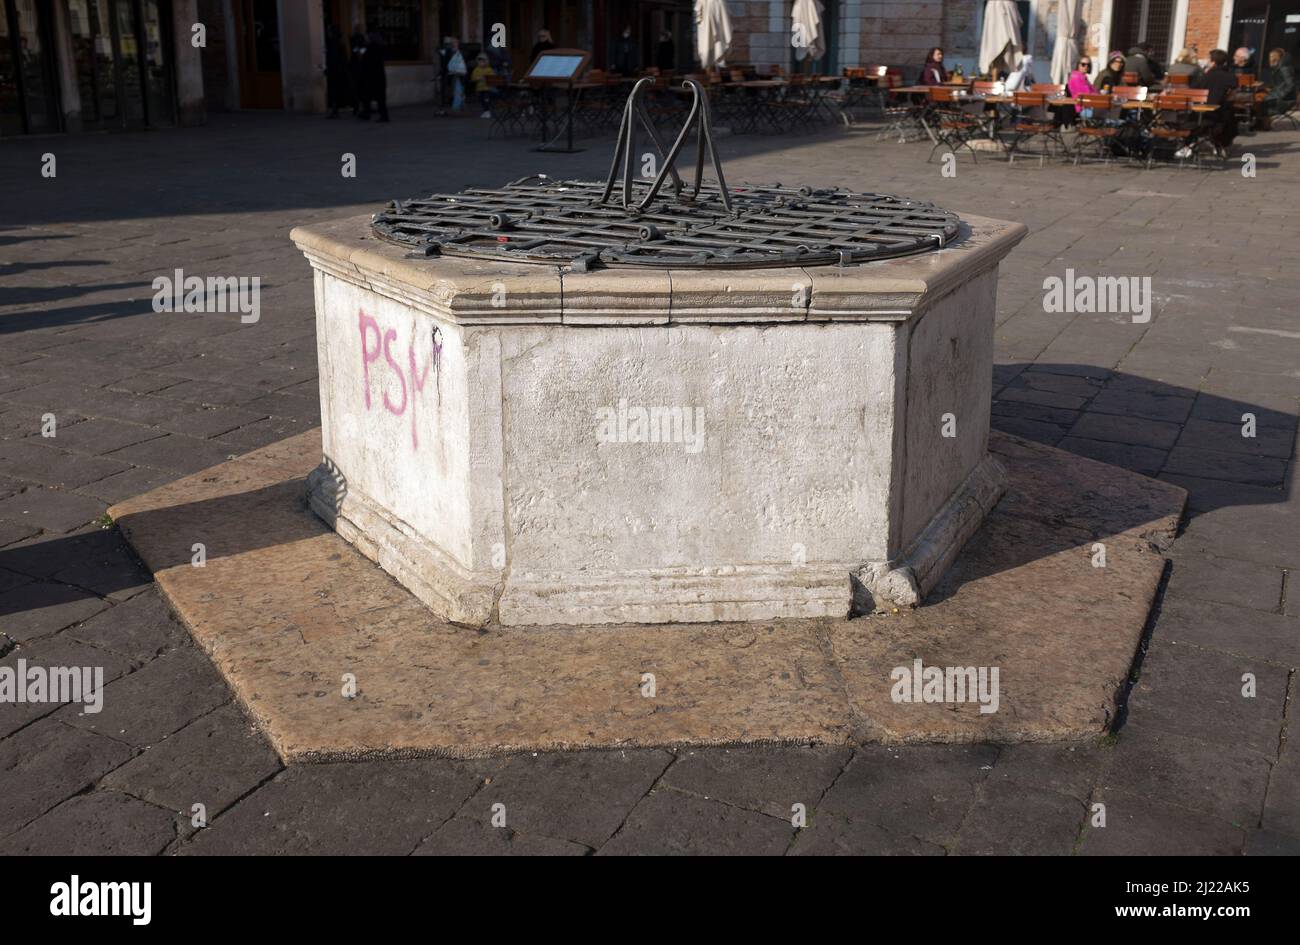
<box><xmin>526</xmin><ymin>50</ymin><xmax>590</xmax><ymax>82</ymax></box>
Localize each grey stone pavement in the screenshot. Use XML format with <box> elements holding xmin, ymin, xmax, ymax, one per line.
<box><xmin>1</xmin><ymin>107</ymin><xmax>1297</xmax><ymax>855</ymax></box>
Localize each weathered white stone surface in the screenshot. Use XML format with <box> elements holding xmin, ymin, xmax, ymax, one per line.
<box><xmin>292</xmin><ymin>211</ymin><xmax>1026</xmax><ymax>626</ymax></box>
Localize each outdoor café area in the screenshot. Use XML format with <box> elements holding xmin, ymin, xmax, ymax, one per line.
<box><xmin>484</xmin><ymin>64</ymin><xmax>845</xmax><ymax>141</ymax></box>
<box><xmin>485</xmin><ymin>62</ymin><xmax>1275</xmax><ymax>170</ymax></box>
<box><xmin>479</xmin><ymin>0</ymin><xmax>1292</xmax><ymax>170</ymax></box>
<box><xmin>865</xmin><ymin>71</ymin><xmax>1263</xmax><ymax>170</ymax></box>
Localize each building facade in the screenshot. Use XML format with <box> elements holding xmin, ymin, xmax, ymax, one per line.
<box><xmin>3</xmin><ymin>0</ymin><xmax>1296</xmax><ymax>135</ymax></box>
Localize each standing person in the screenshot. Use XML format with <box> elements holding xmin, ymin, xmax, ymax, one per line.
<box><xmin>470</xmin><ymin>53</ymin><xmax>495</xmax><ymax>118</ymax></box>
<box><xmin>655</xmin><ymin>29</ymin><xmax>675</xmax><ymax>71</ymax></box>
<box><xmin>445</xmin><ymin>37</ymin><xmax>467</xmax><ymax>113</ymax></box>
<box><xmin>487</xmin><ymin>40</ymin><xmax>512</xmax><ymax>80</ymax></box>
<box><xmin>1195</xmin><ymin>48</ymin><xmax>1239</xmax><ymax>153</ymax></box>
<box><xmin>1093</xmin><ymin>52</ymin><xmax>1126</xmax><ymax>92</ymax></box>
<box><xmin>349</xmin><ymin>25</ymin><xmax>368</xmax><ymax>118</ymax></box>
<box><xmin>530</xmin><ymin>28</ymin><xmax>555</xmax><ymax>64</ymax></box>
<box><xmin>361</xmin><ymin>31</ymin><xmax>389</xmax><ymax>121</ymax></box>
<box><xmin>324</xmin><ymin>24</ymin><xmax>348</xmax><ymax>118</ymax></box>
<box><xmin>437</xmin><ymin>36</ymin><xmax>455</xmax><ymax>110</ymax></box>
<box><xmin>613</xmin><ymin>26</ymin><xmax>636</xmax><ymax>75</ymax></box>
<box><xmin>918</xmin><ymin>47</ymin><xmax>948</xmax><ymax>85</ymax></box>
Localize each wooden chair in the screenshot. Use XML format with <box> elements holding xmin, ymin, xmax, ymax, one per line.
<box><xmin>1031</xmin><ymin>83</ymin><xmax>1065</xmax><ymax>95</ymax></box>
<box><xmin>1147</xmin><ymin>94</ymin><xmax>1195</xmax><ymax>167</ymax></box>
<box><xmin>1006</xmin><ymin>91</ymin><xmax>1065</xmax><ymax>165</ymax></box>
<box><xmin>1165</xmin><ymin>73</ymin><xmax>1191</xmax><ymax>86</ymax></box>
<box><xmin>972</xmin><ymin>80</ymin><xmax>998</xmax><ymax>95</ymax></box>
<box><xmin>879</xmin><ymin>80</ymin><xmax>925</xmax><ymax>143</ymax></box>
<box><xmin>1072</xmin><ymin>93</ymin><xmax>1119</xmax><ymax>165</ymax></box>
<box><xmin>1232</xmin><ymin>77</ymin><xmax>1264</xmax><ymax>127</ymax></box>
<box><xmin>485</xmin><ymin>75</ymin><xmax>528</xmax><ymax>138</ymax></box>
<box><xmin>926</xmin><ymin>85</ymin><xmax>983</xmax><ymax>163</ymax></box>
<box><xmin>1122</xmin><ymin>71</ymin><xmax>1139</xmax><ymax>84</ymax></box>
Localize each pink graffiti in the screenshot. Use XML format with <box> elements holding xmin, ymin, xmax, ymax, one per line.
<box><xmin>358</xmin><ymin>308</ymin><xmax>441</xmax><ymax>449</ymax></box>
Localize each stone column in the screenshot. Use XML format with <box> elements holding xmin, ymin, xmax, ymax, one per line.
<box><xmin>51</xmin><ymin>0</ymin><xmax>82</xmax><ymax>132</ymax></box>
<box><xmin>279</xmin><ymin>0</ymin><xmax>326</xmax><ymax>113</ymax></box>
<box><xmin>173</xmin><ymin>0</ymin><xmax>207</xmax><ymax>125</ymax></box>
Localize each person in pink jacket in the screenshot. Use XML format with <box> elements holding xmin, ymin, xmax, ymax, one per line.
<box><xmin>1067</xmin><ymin>56</ymin><xmax>1097</xmax><ymax>117</ymax></box>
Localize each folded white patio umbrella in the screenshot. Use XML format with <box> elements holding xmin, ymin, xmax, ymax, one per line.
<box><xmin>1050</xmin><ymin>0</ymin><xmax>1082</xmax><ymax>83</ymax></box>
<box><xmin>695</xmin><ymin>0</ymin><xmax>733</xmax><ymax>70</ymax></box>
<box><xmin>979</xmin><ymin>0</ymin><xmax>1024</xmax><ymax>76</ymax></box>
<box><xmin>792</xmin><ymin>0</ymin><xmax>826</xmax><ymax>62</ymax></box>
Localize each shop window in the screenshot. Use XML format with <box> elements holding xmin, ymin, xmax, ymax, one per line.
<box><xmin>366</xmin><ymin>0</ymin><xmax>423</xmax><ymax>61</ymax></box>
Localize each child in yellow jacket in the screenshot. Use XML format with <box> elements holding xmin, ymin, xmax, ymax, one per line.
<box><xmin>470</xmin><ymin>54</ymin><xmax>495</xmax><ymax>117</ymax></box>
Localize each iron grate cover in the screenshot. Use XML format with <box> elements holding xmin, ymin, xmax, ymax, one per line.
<box><xmin>373</xmin><ymin>176</ymin><xmax>960</xmax><ymax>271</ymax></box>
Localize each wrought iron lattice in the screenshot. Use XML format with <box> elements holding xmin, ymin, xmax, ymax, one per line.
<box><xmin>371</xmin><ymin>79</ymin><xmax>961</xmax><ymax>271</ymax></box>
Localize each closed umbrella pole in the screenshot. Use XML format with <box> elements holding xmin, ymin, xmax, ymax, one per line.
<box><xmin>979</xmin><ymin>0</ymin><xmax>1024</xmax><ymax>76</ymax></box>
<box><xmin>1050</xmin><ymin>0</ymin><xmax>1083</xmax><ymax>84</ymax></box>
<box><xmin>695</xmin><ymin>0</ymin><xmax>733</xmax><ymax>71</ymax></box>
<box><xmin>793</xmin><ymin>0</ymin><xmax>826</xmax><ymax>63</ymax></box>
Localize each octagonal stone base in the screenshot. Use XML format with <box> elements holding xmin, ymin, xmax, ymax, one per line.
<box><xmin>106</xmin><ymin>428</ymin><xmax>1186</xmax><ymax>761</ymax></box>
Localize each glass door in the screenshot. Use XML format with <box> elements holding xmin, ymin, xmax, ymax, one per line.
<box><xmin>0</xmin><ymin>2</ymin><xmax>20</xmax><ymax>135</ymax></box>
<box><xmin>139</xmin><ymin>0</ymin><xmax>174</xmax><ymax>124</ymax></box>
<box><xmin>67</xmin><ymin>0</ymin><xmax>173</xmax><ymax>131</ymax></box>
<box><xmin>0</xmin><ymin>0</ymin><xmax>61</xmax><ymax>135</ymax></box>
<box><xmin>110</xmin><ymin>0</ymin><xmax>144</xmax><ymax>125</ymax></box>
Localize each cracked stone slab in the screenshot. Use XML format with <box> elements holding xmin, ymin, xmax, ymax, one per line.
<box><xmin>108</xmin><ymin>428</ymin><xmax>1183</xmax><ymax>761</ymax></box>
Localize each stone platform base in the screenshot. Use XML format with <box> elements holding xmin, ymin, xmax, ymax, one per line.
<box><xmin>108</xmin><ymin>429</ymin><xmax>1185</xmax><ymax>762</ymax></box>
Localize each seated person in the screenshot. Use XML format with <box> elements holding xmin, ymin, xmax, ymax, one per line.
<box><xmin>1166</xmin><ymin>48</ymin><xmax>1204</xmax><ymax>82</ymax></box>
<box><xmin>1262</xmin><ymin>48</ymin><xmax>1296</xmax><ymax>116</ymax></box>
<box><xmin>1067</xmin><ymin>57</ymin><xmax>1096</xmax><ymax>117</ymax></box>
<box><xmin>1125</xmin><ymin>45</ymin><xmax>1156</xmax><ymax>86</ymax></box>
<box><xmin>919</xmin><ymin>47</ymin><xmax>948</xmax><ymax>85</ymax></box>
<box><xmin>1094</xmin><ymin>52</ymin><xmax>1126</xmax><ymax>92</ymax></box>
<box><xmin>1232</xmin><ymin>47</ymin><xmax>1256</xmax><ymax>76</ymax></box>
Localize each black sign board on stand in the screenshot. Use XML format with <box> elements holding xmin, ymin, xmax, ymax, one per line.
<box><xmin>526</xmin><ymin>48</ymin><xmax>592</xmax><ymax>153</ymax></box>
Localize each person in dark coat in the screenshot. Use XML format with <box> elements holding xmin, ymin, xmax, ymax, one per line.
<box><xmin>359</xmin><ymin>31</ymin><xmax>389</xmax><ymax>121</ymax></box>
<box><xmin>1125</xmin><ymin>45</ymin><xmax>1155</xmax><ymax>85</ymax></box>
<box><xmin>918</xmin><ymin>47</ymin><xmax>948</xmax><ymax>85</ymax></box>
<box><xmin>1093</xmin><ymin>51</ymin><xmax>1126</xmax><ymax>92</ymax></box>
<box><xmin>529</xmin><ymin>29</ymin><xmax>555</xmax><ymax>65</ymax></box>
<box><xmin>324</xmin><ymin>24</ymin><xmax>348</xmax><ymax>118</ymax></box>
<box><xmin>613</xmin><ymin>27</ymin><xmax>636</xmax><ymax>75</ymax></box>
<box><xmin>1263</xmin><ymin>48</ymin><xmax>1296</xmax><ymax>116</ymax></box>
<box><xmin>1140</xmin><ymin>41</ymin><xmax>1164</xmax><ymax>80</ymax></box>
<box><xmin>349</xmin><ymin>25</ymin><xmax>367</xmax><ymax>118</ymax></box>
<box><xmin>655</xmin><ymin>29</ymin><xmax>675</xmax><ymax>71</ymax></box>
<box><xmin>1195</xmin><ymin>49</ymin><xmax>1239</xmax><ymax>151</ymax></box>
